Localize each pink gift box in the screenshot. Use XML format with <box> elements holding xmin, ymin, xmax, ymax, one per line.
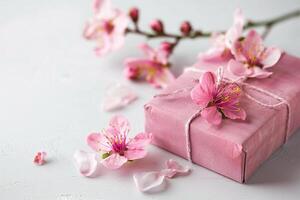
<box><xmin>144</xmin><ymin>53</ymin><xmax>300</xmax><ymax>183</ymax></box>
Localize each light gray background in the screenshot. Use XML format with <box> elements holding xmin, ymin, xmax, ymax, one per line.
<box><xmin>1</xmin><ymin>0</ymin><xmax>300</xmax><ymax>199</ymax></box>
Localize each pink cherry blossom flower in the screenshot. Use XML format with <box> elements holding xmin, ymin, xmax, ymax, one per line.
<box><xmin>228</xmin><ymin>30</ymin><xmax>281</xmax><ymax>79</ymax></box>
<box><xmin>83</xmin><ymin>0</ymin><xmax>129</xmax><ymax>56</ymax></box>
<box><xmin>191</xmin><ymin>70</ymin><xmax>246</xmax><ymax>125</ymax></box>
<box><xmin>124</xmin><ymin>43</ymin><xmax>175</xmax><ymax>88</ymax></box>
<box><xmin>34</xmin><ymin>151</ymin><xmax>47</xmax><ymax>165</ymax></box>
<box><xmin>198</xmin><ymin>8</ymin><xmax>245</xmax><ymax>64</ymax></box>
<box><xmin>87</xmin><ymin>116</ymin><xmax>152</xmax><ymax>169</ymax></box>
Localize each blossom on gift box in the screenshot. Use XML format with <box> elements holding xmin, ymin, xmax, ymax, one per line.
<box><xmin>191</xmin><ymin>71</ymin><xmax>246</xmax><ymax>125</ymax></box>
<box><xmin>83</xmin><ymin>0</ymin><xmax>129</xmax><ymax>56</ymax></box>
<box><xmin>34</xmin><ymin>151</ymin><xmax>47</xmax><ymax>165</ymax></box>
<box><xmin>198</xmin><ymin>8</ymin><xmax>245</xmax><ymax>64</ymax></box>
<box><xmin>87</xmin><ymin>116</ymin><xmax>152</xmax><ymax>169</ymax></box>
<box><xmin>124</xmin><ymin>43</ymin><xmax>175</xmax><ymax>88</ymax></box>
<box><xmin>228</xmin><ymin>30</ymin><xmax>281</xmax><ymax>79</ymax></box>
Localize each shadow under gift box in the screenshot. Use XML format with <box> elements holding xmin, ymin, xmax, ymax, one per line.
<box><xmin>144</xmin><ymin>53</ymin><xmax>300</xmax><ymax>183</ymax></box>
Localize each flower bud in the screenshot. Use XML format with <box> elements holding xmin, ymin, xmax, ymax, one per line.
<box><xmin>124</xmin><ymin>65</ymin><xmax>139</xmax><ymax>80</ymax></box>
<box><xmin>180</xmin><ymin>21</ymin><xmax>192</xmax><ymax>36</ymax></box>
<box><xmin>160</xmin><ymin>41</ymin><xmax>174</xmax><ymax>55</ymax></box>
<box><xmin>150</xmin><ymin>19</ymin><xmax>164</xmax><ymax>33</ymax></box>
<box><xmin>129</xmin><ymin>7</ymin><xmax>139</xmax><ymax>23</ymax></box>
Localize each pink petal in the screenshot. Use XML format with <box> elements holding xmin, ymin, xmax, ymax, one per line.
<box><xmin>225</xmin><ymin>8</ymin><xmax>244</xmax><ymax>48</ymax></box>
<box><xmin>242</xmin><ymin>30</ymin><xmax>264</xmax><ymax>60</ymax></box>
<box><xmin>200</xmin><ymin>71</ymin><xmax>217</xmax><ymax>95</ymax></box>
<box><xmin>87</xmin><ymin>133</ymin><xmax>111</xmax><ymax>152</ymax></box>
<box><xmin>233</xmin><ymin>8</ymin><xmax>245</xmax><ymax>28</ymax></box>
<box><xmin>227</xmin><ymin>59</ymin><xmax>248</xmax><ymax>77</ymax></box>
<box><xmin>94</xmin><ymin>33</ymin><xmax>111</xmax><ymax>57</ymax></box>
<box><xmin>113</xmin><ymin>12</ymin><xmax>129</xmax><ymax>34</ymax></box>
<box><xmin>150</xmin><ymin>67</ymin><xmax>175</xmax><ymax>89</ymax></box>
<box><xmin>133</xmin><ymin>159</ymin><xmax>190</xmax><ymax>193</ymax></box>
<box><xmin>73</xmin><ymin>150</ymin><xmax>98</xmax><ymax>177</ymax></box>
<box><xmin>190</xmin><ymin>72</ymin><xmax>216</xmax><ymax>108</ymax></box>
<box><xmin>93</xmin><ymin>0</ymin><xmax>115</xmax><ymax>19</ymax></box>
<box><xmin>34</xmin><ymin>151</ymin><xmax>47</xmax><ymax>165</ymax></box>
<box><xmin>110</xmin><ymin>33</ymin><xmax>125</xmax><ymax>51</ymax></box>
<box><xmin>231</xmin><ymin>40</ymin><xmax>248</xmax><ymax>62</ymax></box>
<box><xmin>190</xmin><ymin>84</ymin><xmax>211</xmax><ymax>108</ymax></box>
<box><xmin>101</xmin><ymin>153</ymin><xmax>128</xmax><ymax>169</ymax></box>
<box><xmin>93</xmin><ymin>0</ymin><xmax>104</xmax><ymax>14</ymax></box>
<box><xmin>201</xmin><ymin>106</ymin><xmax>222</xmax><ymax>125</ymax></box>
<box><xmin>124</xmin><ymin>149</ymin><xmax>147</xmax><ymax>160</ymax></box>
<box><xmin>109</xmin><ymin>115</ymin><xmax>130</xmax><ymax>136</ymax></box>
<box><xmin>156</xmin><ymin>47</ymin><xmax>169</xmax><ymax>65</ymax></box>
<box><xmin>260</xmin><ymin>47</ymin><xmax>281</xmax><ymax>68</ymax></box>
<box><xmin>198</xmin><ymin>47</ymin><xmax>232</xmax><ymax>64</ymax></box>
<box><xmin>102</xmin><ymin>83</ymin><xmax>138</xmax><ymax>112</ymax></box>
<box><xmin>139</xmin><ymin>43</ymin><xmax>156</xmax><ymax>59</ymax></box>
<box><xmin>162</xmin><ymin>159</ymin><xmax>190</xmax><ymax>178</ymax></box>
<box><xmin>248</xmin><ymin>66</ymin><xmax>273</xmax><ymax>79</ymax></box>
<box><xmin>222</xmin><ymin>107</ymin><xmax>247</xmax><ymax>120</ymax></box>
<box><xmin>133</xmin><ymin>171</ymin><xmax>165</xmax><ymax>192</ymax></box>
<box><xmin>127</xmin><ymin>132</ymin><xmax>152</xmax><ymax>149</ymax></box>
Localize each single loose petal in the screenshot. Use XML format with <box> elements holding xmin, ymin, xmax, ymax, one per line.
<box><xmin>201</xmin><ymin>106</ymin><xmax>222</xmax><ymax>125</ymax></box>
<box><xmin>73</xmin><ymin>150</ymin><xmax>98</xmax><ymax>177</ymax></box>
<box><xmin>133</xmin><ymin>171</ymin><xmax>165</xmax><ymax>192</ymax></box>
<box><xmin>162</xmin><ymin>159</ymin><xmax>190</xmax><ymax>178</ymax></box>
<box><xmin>102</xmin><ymin>83</ymin><xmax>138</xmax><ymax>112</ymax></box>
<box><xmin>101</xmin><ymin>153</ymin><xmax>128</xmax><ymax>169</ymax></box>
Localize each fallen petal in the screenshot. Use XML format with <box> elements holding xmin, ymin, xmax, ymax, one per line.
<box><xmin>164</xmin><ymin>159</ymin><xmax>190</xmax><ymax>178</ymax></box>
<box><xmin>133</xmin><ymin>171</ymin><xmax>165</xmax><ymax>192</ymax></box>
<box><xmin>73</xmin><ymin>150</ymin><xmax>98</xmax><ymax>177</ymax></box>
<box><xmin>102</xmin><ymin>83</ymin><xmax>138</xmax><ymax>112</ymax></box>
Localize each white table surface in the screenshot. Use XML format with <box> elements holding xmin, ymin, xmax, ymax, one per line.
<box><xmin>1</xmin><ymin>0</ymin><xmax>300</xmax><ymax>199</ymax></box>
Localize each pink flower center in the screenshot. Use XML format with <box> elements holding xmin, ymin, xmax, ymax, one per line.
<box><xmin>103</xmin><ymin>20</ymin><xmax>114</xmax><ymax>34</ymax></box>
<box><xmin>106</xmin><ymin>134</ymin><xmax>128</xmax><ymax>155</ymax></box>
<box><xmin>210</xmin><ymin>83</ymin><xmax>241</xmax><ymax>110</ymax></box>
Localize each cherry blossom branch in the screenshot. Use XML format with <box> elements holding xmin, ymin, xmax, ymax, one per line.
<box><xmin>126</xmin><ymin>9</ymin><xmax>300</xmax><ymax>52</ymax></box>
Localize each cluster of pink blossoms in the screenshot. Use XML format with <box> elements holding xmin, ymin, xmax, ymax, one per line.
<box><xmin>83</xmin><ymin>1</ymin><xmax>281</xmax><ymax>88</ymax></box>
<box><xmin>198</xmin><ymin>9</ymin><xmax>281</xmax><ymax>79</ymax></box>
<box><xmin>83</xmin><ymin>0</ymin><xmax>192</xmax><ymax>88</ymax></box>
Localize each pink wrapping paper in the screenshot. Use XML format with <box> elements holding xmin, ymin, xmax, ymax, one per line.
<box><xmin>144</xmin><ymin>53</ymin><xmax>300</xmax><ymax>183</ymax></box>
